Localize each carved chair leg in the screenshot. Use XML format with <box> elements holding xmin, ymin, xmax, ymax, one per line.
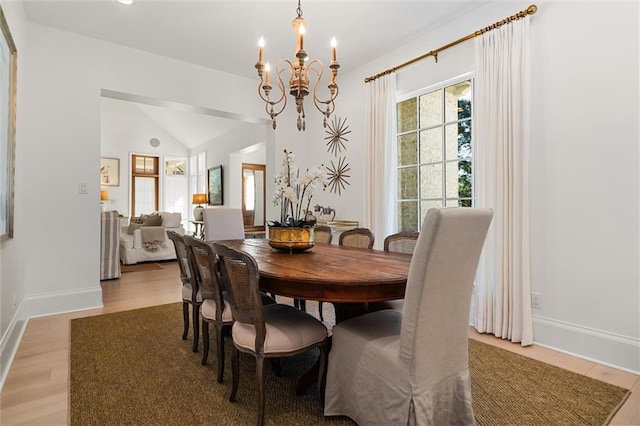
<box><xmin>229</xmin><ymin>346</ymin><xmax>240</xmax><ymax>403</ymax></box>
<box><xmin>192</xmin><ymin>304</ymin><xmax>200</xmax><ymax>352</ymax></box>
<box><xmin>256</xmin><ymin>355</ymin><xmax>266</xmax><ymax>426</ymax></box>
<box><xmin>182</xmin><ymin>302</ymin><xmax>189</xmax><ymax>340</ymax></box>
<box><xmin>216</xmin><ymin>324</ymin><xmax>225</xmax><ymax>383</ymax></box>
<box><xmin>201</xmin><ymin>320</ymin><xmax>209</xmax><ymax>365</ymax></box>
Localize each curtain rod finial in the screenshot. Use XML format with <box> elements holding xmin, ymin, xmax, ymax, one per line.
<box><xmin>527</xmin><ymin>5</ymin><xmax>537</xmax><ymax>15</ymax></box>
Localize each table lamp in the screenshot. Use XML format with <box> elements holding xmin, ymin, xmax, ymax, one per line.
<box><xmin>192</xmin><ymin>193</ymin><xmax>207</xmax><ymax>220</ymax></box>
<box><xmin>100</xmin><ymin>190</ymin><xmax>109</xmax><ymax>211</ymax></box>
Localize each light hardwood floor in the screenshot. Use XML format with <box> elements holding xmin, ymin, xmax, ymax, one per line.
<box><xmin>1</xmin><ymin>261</ymin><xmax>638</xmax><ymax>425</ymax></box>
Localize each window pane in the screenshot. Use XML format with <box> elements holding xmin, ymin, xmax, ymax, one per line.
<box><xmin>420</xmin><ymin>200</ymin><xmax>442</xmax><ymax>227</ymax></box>
<box><xmin>419</xmin><ymin>90</ymin><xmax>442</xmax><ymax>128</ymax></box>
<box><xmin>420</xmin><ymin>163</ymin><xmax>442</xmax><ymax>198</ymax></box>
<box><xmin>134</xmin><ymin>176</ymin><xmax>156</xmax><ymax>215</ymax></box>
<box><xmin>397</xmin><ymin>133</ymin><xmax>417</xmax><ymax>166</ymax></box>
<box><xmin>445</xmin><ymin>161</ymin><xmax>459</xmax><ymax>198</ymax></box>
<box><xmin>398</xmin><ymin>167</ymin><xmax>417</xmax><ymax>199</ymax></box>
<box><xmin>444</xmin><ymin>123</ymin><xmax>459</xmax><ymax>161</ymax></box>
<box><xmin>397</xmin><ymin>98</ymin><xmax>417</xmax><ymax>133</ymax></box>
<box><xmin>419</xmin><ymin>128</ymin><xmax>442</xmax><ymax>164</ymax></box>
<box><xmin>399</xmin><ymin>201</ymin><xmax>418</xmax><ymax>232</ymax></box>
<box><xmin>445</xmin><ymin>80</ymin><xmax>472</xmax><ymax>122</ymax></box>
<box><xmin>458</xmin><ymin>119</ymin><xmax>472</xmax><ymax>160</ymax></box>
<box><xmin>458</xmin><ymin>160</ymin><xmax>473</xmax><ymax>199</ymax></box>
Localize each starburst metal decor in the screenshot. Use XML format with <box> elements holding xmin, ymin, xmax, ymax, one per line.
<box><xmin>326</xmin><ymin>156</ymin><xmax>351</xmax><ymax>195</ymax></box>
<box><xmin>324</xmin><ymin>116</ymin><xmax>351</xmax><ymax>156</ymax></box>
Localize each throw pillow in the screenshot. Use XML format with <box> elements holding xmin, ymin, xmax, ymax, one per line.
<box><xmin>161</xmin><ymin>212</ymin><xmax>182</xmax><ymax>228</ymax></box>
<box><xmin>143</xmin><ymin>213</ymin><xmax>162</xmax><ymax>226</ymax></box>
<box><xmin>127</xmin><ymin>223</ymin><xmax>142</xmax><ymax>235</ymax></box>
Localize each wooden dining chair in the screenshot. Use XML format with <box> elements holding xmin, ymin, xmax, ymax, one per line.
<box><xmin>296</xmin><ymin>225</ymin><xmax>334</xmax><ymax>321</ymax></box>
<box><xmin>371</xmin><ymin>231</ymin><xmax>421</xmax><ymax>312</ymax></box>
<box><xmin>184</xmin><ymin>235</ymin><xmax>234</xmax><ymax>383</ymax></box>
<box><xmin>211</xmin><ymin>242</ymin><xmax>328</xmax><ymax>426</ymax></box>
<box><xmin>324</xmin><ymin>208</ymin><xmax>493</xmax><ymax>425</ymax></box>
<box><xmin>339</xmin><ymin>227</ymin><xmax>375</xmax><ymax>249</ymax></box>
<box><xmin>167</xmin><ymin>230</ymin><xmax>202</xmax><ymax>352</ymax></box>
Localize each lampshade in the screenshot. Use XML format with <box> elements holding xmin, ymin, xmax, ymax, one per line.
<box><xmin>192</xmin><ymin>193</ymin><xmax>207</xmax><ymax>205</ymax></box>
<box><xmin>100</xmin><ymin>190</ymin><xmax>109</xmax><ymax>201</ymax></box>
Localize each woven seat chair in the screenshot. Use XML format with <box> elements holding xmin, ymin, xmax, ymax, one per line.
<box><xmin>212</xmin><ymin>242</ymin><xmax>328</xmax><ymax>426</ymax></box>
<box><xmin>314</xmin><ymin>225</ymin><xmax>333</xmax><ymax>244</ymax></box>
<box><xmin>167</xmin><ymin>230</ymin><xmax>202</xmax><ymax>352</ymax></box>
<box><xmin>339</xmin><ymin>227</ymin><xmax>375</xmax><ymax>249</ymax></box>
<box><xmin>184</xmin><ymin>235</ymin><xmax>234</xmax><ymax>383</ymax></box>
<box><xmin>372</xmin><ymin>231</ymin><xmax>420</xmax><ymax>312</ymax></box>
<box><xmin>325</xmin><ymin>208</ymin><xmax>493</xmax><ymax>425</ymax></box>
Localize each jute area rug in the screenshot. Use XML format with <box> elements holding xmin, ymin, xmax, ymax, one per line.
<box><xmin>69</xmin><ymin>303</ymin><xmax>630</xmax><ymax>425</ymax></box>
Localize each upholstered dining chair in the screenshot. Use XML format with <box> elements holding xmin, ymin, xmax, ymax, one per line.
<box><xmin>167</xmin><ymin>230</ymin><xmax>202</xmax><ymax>352</ymax></box>
<box><xmin>184</xmin><ymin>235</ymin><xmax>234</xmax><ymax>383</ymax></box>
<box><xmin>211</xmin><ymin>242</ymin><xmax>328</xmax><ymax>426</ymax></box>
<box><xmin>338</xmin><ymin>227</ymin><xmax>375</xmax><ymax>249</ymax></box>
<box><xmin>324</xmin><ymin>207</ymin><xmax>493</xmax><ymax>425</ymax></box>
<box><xmin>203</xmin><ymin>208</ymin><xmax>245</xmax><ymax>241</ymax></box>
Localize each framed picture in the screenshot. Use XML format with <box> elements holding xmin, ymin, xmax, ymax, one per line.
<box><xmin>208</xmin><ymin>165</ymin><xmax>223</xmax><ymax>206</ymax></box>
<box><xmin>100</xmin><ymin>157</ymin><xmax>120</xmax><ymax>187</ymax></box>
<box><xmin>0</xmin><ymin>6</ymin><xmax>17</xmax><ymax>240</ymax></box>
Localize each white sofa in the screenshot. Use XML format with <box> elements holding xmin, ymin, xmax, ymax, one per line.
<box><xmin>119</xmin><ymin>212</ymin><xmax>185</xmax><ymax>265</ymax></box>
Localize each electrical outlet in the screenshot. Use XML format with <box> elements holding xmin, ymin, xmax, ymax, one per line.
<box><xmin>79</xmin><ymin>183</ymin><xmax>88</xmax><ymax>194</ymax></box>
<box><xmin>531</xmin><ymin>292</ymin><xmax>542</xmax><ymax>309</ymax></box>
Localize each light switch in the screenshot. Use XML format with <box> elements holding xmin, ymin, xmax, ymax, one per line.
<box><xmin>79</xmin><ymin>183</ymin><xmax>88</xmax><ymax>194</ymax></box>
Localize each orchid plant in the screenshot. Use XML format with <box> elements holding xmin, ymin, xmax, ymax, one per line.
<box><xmin>270</xmin><ymin>149</ymin><xmax>326</xmax><ymax>227</ymax></box>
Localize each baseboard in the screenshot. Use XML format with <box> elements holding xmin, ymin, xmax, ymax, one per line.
<box><xmin>0</xmin><ymin>286</ymin><xmax>103</xmax><ymax>391</ymax></box>
<box><xmin>0</xmin><ymin>300</ymin><xmax>28</xmax><ymax>390</ymax></box>
<box><xmin>533</xmin><ymin>315</ymin><xmax>640</xmax><ymax>374</ymax></box>
<box><xmin>26</xmin><ymin>286</ymin><xmax>103</xmax><ymax>319</ymax></box>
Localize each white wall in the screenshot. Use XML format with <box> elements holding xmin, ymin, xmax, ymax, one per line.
<box><xmin>100</xmin><ymin>97</ymin><xmax>190</xmax><ymax>217</ymax></box>
<box><xmin>324</xmin><ymin>1</ymin><xmax>639</xmax><ymax>372</ymax></box>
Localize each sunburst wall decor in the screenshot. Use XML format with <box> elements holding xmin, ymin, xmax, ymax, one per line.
<box><xmin>326</xmin><ymin>156</ymin><xmax>351</xmax><ymax>195</ymax></box>
<box><xmin>324</xmin><ymin>116</ymin><xmax>351</xmax><ymax>156</ymax></box>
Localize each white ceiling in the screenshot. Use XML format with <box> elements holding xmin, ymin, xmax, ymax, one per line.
<box><xmin>23</xmin><ymin>0</ymin><xmax>485</xmax><ymax>148</ymax></box>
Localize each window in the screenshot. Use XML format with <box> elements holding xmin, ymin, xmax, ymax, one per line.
<box><xmin>396</xmin><ymin>78</ymin><xmax>473</xmax><ymax>232</ymax></box>
<box><xmin>131</xmin><ymin>154</ymin><xmax>159</xmax><ymax>217</ymax></box>
<box><xmin>189</xmin><ymin>151</ymin><xmax>207</xmax><ymax>196</ymax></box>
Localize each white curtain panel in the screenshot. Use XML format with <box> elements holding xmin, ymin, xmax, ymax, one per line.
<box><xmin>474</xmin><ymin>17</ymin><xmax>533</xmax><ymax>345</ymax></box>
<box><xmin>364</xmin><ymin>73</ymin><xmax>397</xmax><ymax>249</ymax></box>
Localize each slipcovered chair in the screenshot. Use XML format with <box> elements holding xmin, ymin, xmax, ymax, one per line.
<box><xmin>203</xmin><ymin>208</ymin><xmax>245</xmax><ymax>241</ymax></box>
<box><xmin>338</xmin><ymin>227</ymin><xmax>375</xmax><ymax>249</ymax></box>
<box><xmin>212</xmin><ymin>242</ymin><xmax>328</xmax><ymax>426</ymax></box>
<box><xmin>185</xmin><ymin>235</ymin><xmax>234</xmax><ymax>383</ymax></box>
<box><xmin>167</xmin><ymin>230</ymin><xmax>202</xmax><ymax>352</ymax></box>
<box><xmin>324</xmin><ymin>207</ymin><xmax>493</xmax><ymax>425</ymax></box>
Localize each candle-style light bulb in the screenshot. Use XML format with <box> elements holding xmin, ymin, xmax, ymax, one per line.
<box><xmin>299</xmin><ymin>24</ymin><xmax>306</xmax><ymax>51</ymax></box>
<box><xmin>258</xmin><ymin>36</ymin><xmax>265</xmax><ymax>63</ymax></box>
<box><xmin>331</xmin><ymin>36</ymin><xmax>337</xmax><ymax>61</ymax></box>
<box><xmin>264</xmin><ymin>62</ymin><xmax>271</xmax><ymax>86</ymax></box>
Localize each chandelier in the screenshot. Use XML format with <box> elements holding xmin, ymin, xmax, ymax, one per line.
<box><xmin>255</xmin><ymin>0</ymin><xmax>340</xmax><ymax>131</ymax></box>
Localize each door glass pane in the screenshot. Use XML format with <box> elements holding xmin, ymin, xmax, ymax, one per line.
<box><xmin>419</xmin><ymin>163</ymin><xmax>442</xmax><ymax>199</ymax></box>
<box><xmin>419</xmin><ymin>90</ymin><xmax>442</xmax><ymax>128</ymax></box>
<box><xmin>134</xmin><ymin>176</ymin><xmax>156</xmax><ymax>215</ymax></box>
<box><xmin>420</xmin><ymin>199</ymin><xmax>442</xmax><ymax>226</ymax></box>
<box><xmin>445</xmin><ymin>161</ymin><xmax>459</xmax><ymax>198</ymax></box>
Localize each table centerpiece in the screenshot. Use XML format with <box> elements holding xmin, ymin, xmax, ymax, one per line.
<box><xmin>268</xmin><ymin>149</ymin><xmax>326</xmax><ymax>252</ymax></box>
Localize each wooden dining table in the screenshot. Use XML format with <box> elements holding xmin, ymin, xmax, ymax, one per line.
<box><xmin>221</xmin><ymin>238</ymin><xmax>412</xmax><ymax>322</ymax></box>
